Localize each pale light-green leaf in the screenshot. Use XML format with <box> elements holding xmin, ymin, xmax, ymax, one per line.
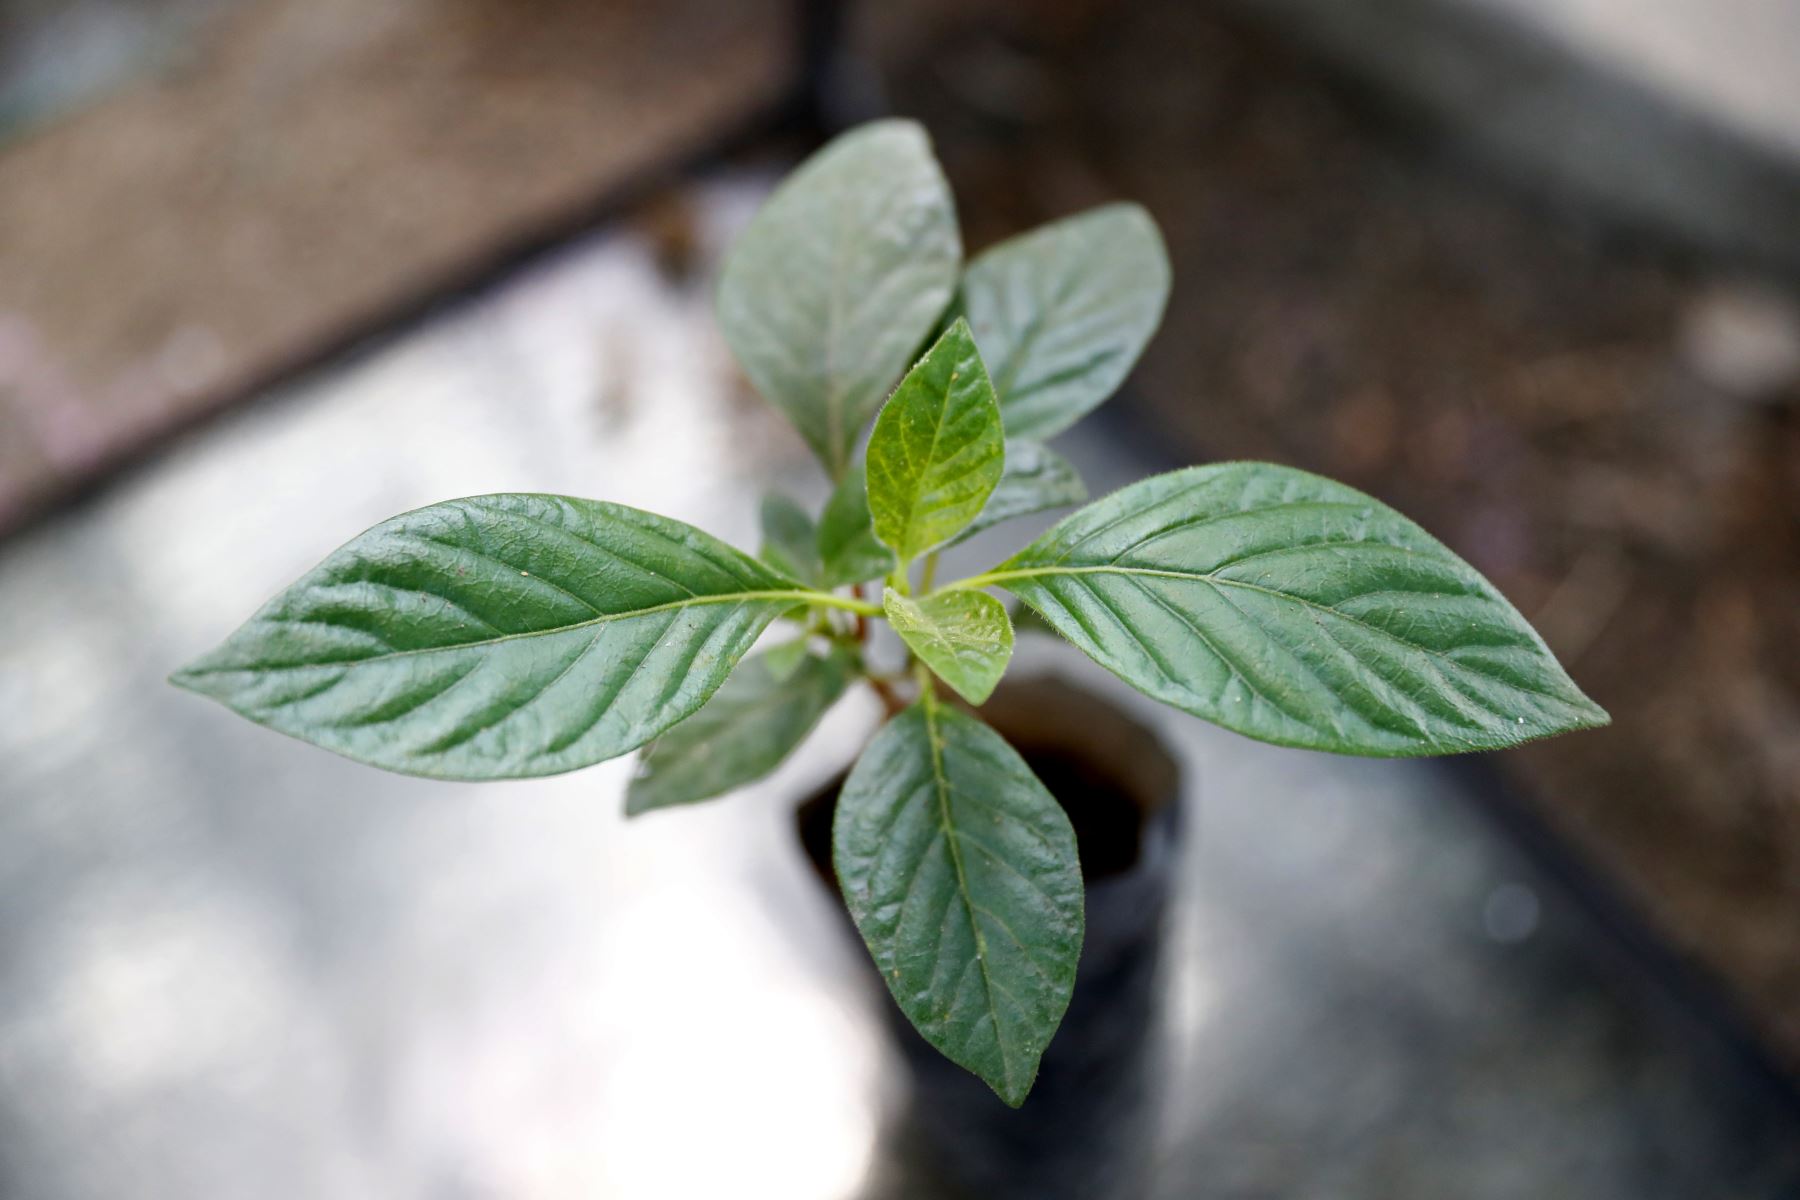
<box><xmin>716</xmin><ymin>120</ymin><xmax>962</xmax><ymax>479</ymax></box>
<box><xmin>171</xmin><ymin>495</ymin><xmax>810</xmax><ymax>780</ymax></box>
<box><xmin>977</xmin><ymin>463</ymin><xmax>1610</xmax><ymax>756</ymax></box>
<box><xmin>950</xmin><ymin>438</ymin><xmax>1087</xmax><ymax>546</ymax></box>
<box><xmin>866</xmin><ymin>318</ymin><xmax>1006</xmax><ymax>562</ymax></box>
<box><xmin>817</xmin><ymin>464</ymin><xmax>896</xmax><ymax>588</ymax></box>
<box><xmin>834</xmin><ymin>698</ymin><xmax>1083</xmax><ymax>1107</ymax></box>
<box><xmin>962</xmin><ymin>202</ymin><xmax>1170</xmax><ymax>439</ymax></box>
<box><xmin>626</xmin><ymin>645</ymin><xmax>854</xmax><ymax>814</ymax></box>
<box><xmin>884</xmin><ymin>588</ymin><xmax>1013</xmax><ymax>705</ymax></box>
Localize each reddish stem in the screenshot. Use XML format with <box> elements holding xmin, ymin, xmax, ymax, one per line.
<box><xmin>852</xmin><ymin>582</ymin><xmax>904</xmax><ymax>715</ymax></box>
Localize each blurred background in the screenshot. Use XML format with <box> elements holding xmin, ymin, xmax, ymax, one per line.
<box><xmin>2</xmin><ymin>0</ymin><xmax>1798</xmax><ymax>1196</ymax></box>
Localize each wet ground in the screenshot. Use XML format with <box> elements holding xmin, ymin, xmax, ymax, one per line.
<box><xmin>1</xmin><ymin>170</ymin><xmax>1795</xmax><ymax>1199</ymax></box>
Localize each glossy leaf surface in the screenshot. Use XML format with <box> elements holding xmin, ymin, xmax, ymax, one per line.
<box><xmin>951</xmin><ymin>438</ymin><xmax>1087</xmax><ymax>546</ymax></box>
<box><xmin>626</xmin><ymin>645</ymin><xmax>854</xmax><ymax>814</ymax></box>
<box><xmin>834</xmin><ymin>699</ymin><xmax>1082</xmax><ymax>1107</ymax></box>
<box><xmin>716</xmin><ymin>120</ymin><xmax>961</xmax><ymax>478</ymax></box>
<box><xmin>172</xmin><ymin>495</ymin><xmax>808</xmax><ymax>779</ymax></box>
<box><xmin>981</xmin><ymin>463</ymin><xmax>1609</xmax><ymax>756</ymax></box>
<box><xmin>961</xmin><ymin>203</ymin><xmax>1170</xmax><ymax>439</ymax></box>
<box><xmin>884</xmin><ymin>589</ymin><xmax>1013</xmax><ymax>705</ymax></box>
<box><xmin>817</xmin><ymin>464</ymin><xmax>896</xmax><ymax>588</ymax></box>
<box><xmin>866</xmin><ymin>319</ymin><xmax>1005</xmax><ymax>562</ymax></box>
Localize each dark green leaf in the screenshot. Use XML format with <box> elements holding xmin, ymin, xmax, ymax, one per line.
<box><xmin>716</xmin><ymin>120</ymin><xmax>962</xmax><ymax>479</ymax></box>
<box><xmin>950</xmin><ymin>439</ymin><xmax>1087</xmax><ymax>546</ymax></box>
<box><xmin>962</xmin><ymin>203</ymin><xmax>1170</xmax><ymax>439</ymax></box>
<box><xmin>866</xmin><ymin>319</ymin><xmax>1006</xmax><ymax>562</ymax></box>
<box><xmin>884</xmin><ymin>589</ymin><xmax>1013</xmax><ymax>705</ymax></box>
<box><xmin>834</xmin><ymin>698</ymin><xmax>1082</xmax><ymax>1107</ymax></box>
<box><xmin>759</xmin><ymin>493</ymin><xmax>822</xmax><ymax>585</ymax></box>
<box><xmin>1009</xmin><ymin>601</ymin><xmax>1059</xmax><ymax>638</ymax></box>
<box><xmin>977</xmin><ymin>463</ymin><xmax>1610</xmax><ymax>756</ymax></box>
<box><xmin>171</xmin><ymin>495</ymin><xmax>810</xmax><ymax>780</ymax></box>
<box><xmin>817</xmin><ymin>464</ymin><xmax>896</xmax><ymax>588</ymax></box>
<box><xmin>626</xmin><ymin>645</ymin><xmax>855</xmax><ymax>814</ymax></box>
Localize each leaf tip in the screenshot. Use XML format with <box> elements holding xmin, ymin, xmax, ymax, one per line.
<box><xmin>996</xmin><ymin>1088</ymin><xmax>1030</xmax><ymax>1109</ymax></box>
<box><xmin>167</xmin><ymin>659</ymin><xmax>216</xmax><ymax>697</ymax></box>
<box><xmin>1574</xmin><ymin>695</ymin><xmax>1613</xmax><ymax>731</ymax></box>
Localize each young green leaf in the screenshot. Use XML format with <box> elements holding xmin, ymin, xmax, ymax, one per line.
<box><xmin>950</xmin><ymin>438</ymin><xmax>1087</xmax><ymax>546</ymax></box>
<box><xmin>626</xmin><ymin>645</ymin><xmax>854</xmax><ymax>815</ymax></box>
<box><xmin>171</xmin><ymin>495</ymin><xmax>813</xmax><ymax>780</ymax></box>
<box><xmin>884</xmin><ymin>589</ymin><xmax>1013</xmax><ymax>706</ymax></box>
<box><xmin>962</xmin><ymin>203</ymin><xmax>1170</xmax><ymax>439</ymax></box>
<box><xmin>817</xmin><ymin>464</ymin><xmax>896</xmax><ymax>588</ymax></box>
<box><xmin>969</xmin><ymin>463</ymin><xmax>1610</xmax><ymax>757</ymax></box>
<box><xmin>759</xmin><ymin>493</ymin><xmax>822</xmax><ymax>586</ymax></box>
<box><xmin>834</xmin><ymin>698</ymin><xmax>1083</xmax><ymax>1107</ymax></box>
<box><xmin>716</xmin><ymin>120</ymin><xmax>962</xmax><ymax>479</ymax></box>
<box><xmin>866</xmin><ymin>318</ymin><xmax>1006</xmax><ymax>562</ymax></box>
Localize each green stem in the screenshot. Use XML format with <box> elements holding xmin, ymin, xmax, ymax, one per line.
<box><xmin>797</xmin><ymin>590</ymin><xmax>884</xmax><ymax>617</ymax></box>
<box><xmin>919</xmin><ymin>552</ymin><xmax>940</xmax><ymax>593</ymax></box>
<box><xmin>931</xmin><ymin>570</ymin><xmax>1005</xmax><ymax>596</ymax></box>
<box><xmin>914</xmin><ymin>659</ymin><xmax>937</xmax><ymax>704</ymax></box>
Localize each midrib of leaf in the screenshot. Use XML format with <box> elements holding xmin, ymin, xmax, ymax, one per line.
<box><xmin>823</xmin><ymin>209</ymin><xmax>851</xmax><ymax>480</ymax></box>
<box><xmin>182</xmin><ymin>589</ymin><xmax>869</xmax><ymax>675</ymax></box>
<box><xmin>893</xmin><ymin>366</ymin><xmax>966</xmax><ymax>549</ymax></box>
<box><xmin>949</xmin><ymin>564</ymin><xmax>1552</xmax><ymax>700</ymax></box>
<box><xmin>919</xmin><ymin>691</ymin><xmax>1019</xmax><ymax>1097</ymax></box>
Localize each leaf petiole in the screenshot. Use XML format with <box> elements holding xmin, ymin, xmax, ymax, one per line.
<box><xmin>919</xmin><ymin>551</ymin><xmax>941</xmax><ymax>593</ymax></box>
<box><xmin>798</xmin><ymin>590</ymin><xmax>885</xmax><ymax>618</ymax></box>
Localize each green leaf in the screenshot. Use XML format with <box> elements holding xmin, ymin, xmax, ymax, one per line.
<box><xmin>976</xmin><ymin>463</ymin><xmax>1610</xmax><ymax>757</ymax></box>
<box><xmin>962</xmin><ymin>203</ymin><xmax>1170</xmax><ymax>439</ymax></box>
<box><xmin>761</xmin><ymin>635</ymin><xmax>812</xmax><ymax>682</ymax></box>
<box><xmin>884</xmin><ymin>589</ymin><xmax>1013</xmax><ymax>705</ymax></box>
<box><xmin>817</xmin><ymin>464</ymin><xmax>896</xmax><ymax>588</ymax></box>
<box><xmin>1009</xmin><ymin>601</ymin><xmax>1059</xmax><ymax>639</ymax></box>
<box><xmin>866</xmin><ymin>318</ymin><xmax>1006</xmax><ymax>562</ymax></box>
<box><xmin>834</xmin><ymin>698</ymin><xmax>1083</xmax><ymax>1107</ymax></box>
<box><xmin>759</xmin><ymin>493</ymin><xmax>822</xmax><ymax>586</ymax></box>
<box><xmin>950</xmin><ymin>438</ymin><xmax>1087</xmax><ymax>546</ymax></box>
<box><xmin>626</xmin><ymin>645</ymin><xmax>855</xmax><ymax>814</ymax></box>
<box><xmin>171</xmin><ymin>494</ymin><xmax>813</xmax><ymax>780</ymax></box>
<box><xmin>717</xmin><ymin>119</ymin><xmax>962</xmax><ymax>479</ymax></box>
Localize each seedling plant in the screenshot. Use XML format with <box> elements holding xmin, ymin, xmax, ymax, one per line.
<box><xmin>174</xmin><ymin>121</ymin><xmax>1608</xmax><ymax>1106</ymax></box>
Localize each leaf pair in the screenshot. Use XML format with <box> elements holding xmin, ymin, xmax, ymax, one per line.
<box><xmin>717</xmin><ymin>119</ymin><xmax>1167</xmax><ymax>476</ymax></box>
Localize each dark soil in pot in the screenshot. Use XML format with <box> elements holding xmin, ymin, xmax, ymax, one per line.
<box><xmin>798</xmin><ymin>675</ymin><xmax>1184</xmax><ymax>1200</ymax></box>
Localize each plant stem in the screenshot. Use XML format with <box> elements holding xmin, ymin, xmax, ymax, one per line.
<box><xmin>868</xmin><ymin>674</ymin><xmax>907</xmax><ymax>717</ymax></box>
<box><xmin>932</xmin><ymin>571</ymin><xmax>1009</xmax><ymax>595</ymax></box>
<box><xmin>913</xmin><ymin>659</ymin><xmax>936</xmax><ymax>703</ymax></box>
<box><xmin>800</xmin><ymin>590</ymin><xmax>884</xmax><ymax>617</ymax></box>
<box><xmin>851</xmin><ymin>583</ymin><xmax>871</xmax><ymax>642</ymax></box>
<box><xmin>919</xmin><ymin>551</ymin><xmax>940</xmax><ymax>593</ymax></box>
